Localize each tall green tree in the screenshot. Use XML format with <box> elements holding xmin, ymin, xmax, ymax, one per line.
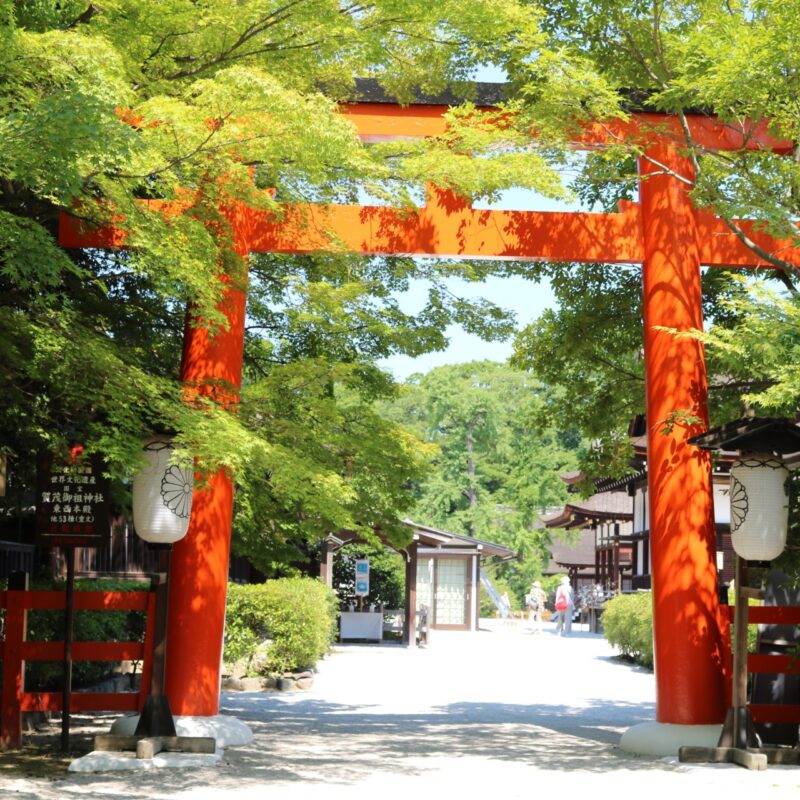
<box><xmin>510</xmin><ymin>263</ymin><xmax>754</xmax><ymax>482</ymax></box>
<box><xmin>226</xmin><ymin>251</ymin><xmax>558</xmax><ymax>572</ymax></box>
<box><xmin>383</xmin><ymin>360</ymin><xmax>581</xmax><ymax>603</ymax></box>
<box><xmin>0</xmin><ymin>0</ymin><xmax>577</xmax><ymax>560</ymax></box>
<box><xmin>505</xmin><ymin>0</ymin><xmax>800</xmax><ymax>479</ymax></box>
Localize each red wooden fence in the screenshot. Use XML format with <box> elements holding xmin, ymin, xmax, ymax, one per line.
<box><xmin>724</xmin><ymin>604</ymin><xmax>800</xmax><ymax>725</ymax></box>
<box><xmin>1</xmin><ymin>588</ymin><xmax>156</xmax><ymax>749</ymax></box>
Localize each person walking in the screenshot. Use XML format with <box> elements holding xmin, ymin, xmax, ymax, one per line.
<box><xmin>527</xmin><ymin>580</ymin><xmax>547</xmax><ymax>634</ymax></box>
<box><xmin>554</xmin><ymin>576</ymin><xmax>574</xmax><ymax>636</ymax></box>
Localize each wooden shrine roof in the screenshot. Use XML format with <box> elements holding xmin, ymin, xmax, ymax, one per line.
<box><xmin>331</xmin><ymin>520</ymin><xmax>516</xmax><ymax>560</ymax></box>
<box><xmin>402</xmin><ymin>519</ymin><xmax>516</xmax><ymax>559</ymax></box>
<box><xmin>541</xmin><ymin>491</ymin><xmax>633</xmax><ymax>529</ymax></box>
<box><xmin>544</xmin><ymin>529</ymin><xmax>597</xmax><ymax>573</ymax></box>
<box><xmin>350</xmin><ymin>77</ymin><xmax>508</xmax><ymax>107</ymax></box>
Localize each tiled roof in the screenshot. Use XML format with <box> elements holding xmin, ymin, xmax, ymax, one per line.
<box><xmin>401</xmin><ymin>519</ymin><xmax>516</xmax><ymax>559</ymax></box>
<box><xmin>541</xmin><ymin>490</ymin><xmax>632</xmax><ymax>529</ymax></box>
<box><xmin>544</xmin><ymin>529</ymin><xmax>597</xmax><ymax>571</ymax></box>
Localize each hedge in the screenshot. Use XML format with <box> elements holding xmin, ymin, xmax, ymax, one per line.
<box><xmin>225</xmin><ymin>577</ymin><xmax>339</xmax><ymax>674</ymax></box>
<box><xmin>602</xmin><ymin>591</ymin><xmax>654</xmax><ymax>668</ymax></box>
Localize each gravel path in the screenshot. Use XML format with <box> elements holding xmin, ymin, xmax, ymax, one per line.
<box><xmin>3</xmin><ymin>619</ymin><xmax>800</xmax><ymax>798</ymax></box>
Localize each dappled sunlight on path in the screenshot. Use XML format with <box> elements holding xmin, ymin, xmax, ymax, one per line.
<box><xmin>3</xmin><ymin>620</ymin><xmax>799</xmax><ymax>798</ymax></box>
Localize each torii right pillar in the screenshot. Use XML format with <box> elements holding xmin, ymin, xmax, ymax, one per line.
<box><xmin>625</xmin><ymin>144</ymin><xmax>729</xmax><ymax>752</ymax></box>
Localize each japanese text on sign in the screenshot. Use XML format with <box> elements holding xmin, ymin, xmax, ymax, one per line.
<box><xmin>36</xmin><ymin>449</ymin><xmax>110</xmax><ymax>547</ymax></box>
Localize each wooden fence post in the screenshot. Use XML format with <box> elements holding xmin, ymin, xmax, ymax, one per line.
<box><xmin>138</xmin><ymin>589</ymin><xmax>157</xmax><ymax>712</ymax></box>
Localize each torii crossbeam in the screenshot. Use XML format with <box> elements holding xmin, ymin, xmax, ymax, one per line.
<box><xmin>60</xmin><ymin>85</ymin><xmax>798</xmax><ymax>730</ymax></box>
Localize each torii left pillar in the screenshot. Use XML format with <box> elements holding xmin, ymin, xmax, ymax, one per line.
<box><xmin>165</xmin><ymin>244</ymin><xmax>248</xmax><ymax>716</ymax></box>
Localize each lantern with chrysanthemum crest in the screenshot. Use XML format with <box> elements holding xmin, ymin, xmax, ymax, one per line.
<box><xmin>132</xmin><ymin>435</ymin><xmax>193</xmax><ymax>544</ymax></box>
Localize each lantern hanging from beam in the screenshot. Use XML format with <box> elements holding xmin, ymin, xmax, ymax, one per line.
<box><xmin>729</xmin><ymin>454</ymin><xmax>789</xmax><ymax>561</ymax></box>
<box><xmin>132</xmin><ymin>435</ymin><xmax>193</xmax><ymax>543</ymax></box>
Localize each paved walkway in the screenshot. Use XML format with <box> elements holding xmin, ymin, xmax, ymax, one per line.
<box><xmin>3</xmin><ymin>619</ymin><xmax>800</xmax><ymax>798</ymax></box>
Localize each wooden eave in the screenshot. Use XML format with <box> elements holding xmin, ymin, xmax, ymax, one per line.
<box><xmin>403</xmin><ymin>520</ymin><xmax>516</xmax><ymax>560</ymax></box>
<box><xmin>688</xmin><ymin>416</ymin><xmax>800</xmax><ymax>455</ymax></box>
<box><xmin>547</xmin><ymin>529</ymin><xmax>598</xmax><ymax>570</ymax></box>
<box><xmin>542</xmin><ymin>491</ymin><xmax>633</xmax><ymax>529</ymax></box>
<box><xmin>331</xmin><ymin>521</ymin><xmax>515</xmax><ymax>560</ymax></box>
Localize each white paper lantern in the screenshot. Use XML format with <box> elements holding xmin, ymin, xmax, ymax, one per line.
<box><xmin>729</xmin><ymin>455</ymin><xmax>789</xmax><ymax>561</ymax></box>
<box><xmin>132</xmin><ymin>436</ymin><xmax>193</xmax><ymax>543</ymax></box>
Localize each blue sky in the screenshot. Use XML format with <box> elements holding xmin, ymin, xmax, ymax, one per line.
<box><xmin>378</xmin><ymin>273</ymin><xmax>557</xmax><ymax>381</ymax></box>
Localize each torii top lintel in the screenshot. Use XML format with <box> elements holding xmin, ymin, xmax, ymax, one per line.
<box><xmin>59</xmin><ymin>81</ymin><xmax>799</xmax><ymax>267</ymax></box>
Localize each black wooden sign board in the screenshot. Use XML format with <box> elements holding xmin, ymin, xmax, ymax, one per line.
<box><xmin>36</xmin><ymin>448</ymin><xmax>110</xmax><ymax>547</ymax></box>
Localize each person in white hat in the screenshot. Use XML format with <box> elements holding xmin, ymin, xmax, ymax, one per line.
<box><xmin>554</xmin><ymin>575</ymin><xmax>575</xmax><ymax>636</ymax></box>
<box><xmin>527</xmin><ymin>580</ymin><xmax>547</xmax><ymax>634</ymax></box>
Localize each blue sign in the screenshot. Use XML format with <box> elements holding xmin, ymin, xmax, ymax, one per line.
<box><xmin>355</xmin><ymin>559</ymin><xmax>369</xmax><ymax>596</ymax></box>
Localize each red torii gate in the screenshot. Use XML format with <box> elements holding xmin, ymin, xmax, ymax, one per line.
<box><xmin>60</xmin><ymin>92</ymin><xmax>799</xmax><ymax>729</ymax></box>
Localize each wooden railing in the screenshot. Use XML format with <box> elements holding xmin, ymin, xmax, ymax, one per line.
<box><xmin>0</xmin><ymin>541</ymin><xmax>35</xmax><ymax>582</ymax></box>
<box><xmin>74</xmin><ymin>534</ymin><xmax>261</xmax><ymax>583</ymax></box>
<box><xmin>723</xmin><ymin>604</ymin><xmax>800</xmax><ymax>725</ymax></box>
<box><xmin>0</xmin><ymin>535</ymin><xmax>262</xmax><ymax>584</ymax></box>
<box><xmin>0</xmin><ymin>587</ymin><xmax>156</xmax><ymax>749</ymax></box>
<box><xmin>75</xmin><ymin>539</ymin><xmax>160</xmax><ymax>579</ymax></box>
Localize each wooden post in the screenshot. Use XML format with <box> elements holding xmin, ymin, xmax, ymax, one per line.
<box><xmin>61</xmin><ymin>547</ymin><xmax>76</xmax><ymax>752</ymax></box>
<box><xmin>679</xmin><ymin>556</ymin><xmax>766</xmax><ymax>768</ymax></box>
<box><xmin>135</xmin><ymin>546</ymin><xmax>177</xmax><ymax>737</ymax></box>
<box><xmin>319</xmin><ymin>539</ymin><xmax>334</xmax><ymax>587</ymax></box>
<box><xmin>166</xmin><ymin>242</ymin><xmax>248</xmax><ymax>716</ymax></box>
<box><xmin>732</xmin><ymin>556</ymin><xmax>750</xmax><ymax>748</ymax></box>
<box><xmin>138</xmin><ymin>589</ymin><xmax>157</xmax><ymax>712</ymax></box>
<box><xmin>403</xmin><ymin>542</ymin><xmax>418</xmax><ymax>646</ymax></box>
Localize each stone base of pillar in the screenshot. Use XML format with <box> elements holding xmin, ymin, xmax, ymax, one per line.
<box><xmin>110</xmin><ymin>712</ymin><xmax>253</xmax><ymax>746</ymax></box>
<box><xmin>620</xmin><ymin>721</ymin><xmax>722</xmax><ymax>757</ymax></box>
<box><xmin>67</xmin><ymin>714</ymin><xmax>253</xmax><ymax>773</ymax></box>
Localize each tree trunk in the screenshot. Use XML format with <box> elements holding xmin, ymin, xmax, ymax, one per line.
<box><xmin>465</xmin><ymin>421</ymin><xmax>478</xmax><ymax>508</ymax></box>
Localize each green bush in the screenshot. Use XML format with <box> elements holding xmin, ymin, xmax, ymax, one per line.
<box><xmin>224</xmin><ymin>583</ymin><xmax>269</xmax><ymax>667</ymax></box>
<box><xmin>726</xmin><ymin>586</ymin><xmax>760</xmax><ymax>655</ymax></box>
<box><xmin>225</xmin><ymin>577</ymin><xmax>339</xmax><ymax>674</ymax></box>
<box><xmin>602</xmin><ymin>591</ymin><xmax>654</xmax><ymax>668</ymax></box>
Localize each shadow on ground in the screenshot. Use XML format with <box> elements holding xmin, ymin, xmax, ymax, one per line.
<box><xmin>4</xmin><ymin>693</ymin><xmax>661</xmax><ymax>797</ymax></box>
<box><xmin>212</xmin><ymin>694</ymin><xmax>661</xmax><ymax>787</ymax></box>
<box><xmin>3</xmin><ymin>633</ymin><xmax>662</xmax><ymax>796</ymax></box>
